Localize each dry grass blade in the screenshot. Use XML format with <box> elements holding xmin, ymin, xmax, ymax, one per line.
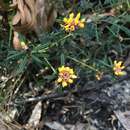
<box><xmin>0</xmin><ymin>119</ymin><xmax>21</xmax><ymax>130</ymax></box>
<box><xmin>114</xmin><ymin>111</ymin><xmax>130</xmax><ymax>130</ymax></box>
<box><xmin>0</xmin><ymin>120</ymin><xmax>9</xmax><ymax>130</ymax></box>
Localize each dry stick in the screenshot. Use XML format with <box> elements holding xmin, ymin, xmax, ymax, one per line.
<box><xmin>12</xmin><ymin>74</ymin><xmax>130</xmax><ymax>105</ymax></box>
<box><xmin>14</xmin><ymin>91</ymin><xmax>69</xmax><ymax>104</ymax></box>
<box><xmin>13</xmin><ymin>85</ymin><xmax>99</xmax><ymax>104</ymax></box>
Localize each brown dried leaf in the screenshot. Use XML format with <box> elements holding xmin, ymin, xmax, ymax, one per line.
<box><xmin>34</xmin><ymin>0</ymin><xmax>57</xmax><ymax>35</ymax></box>
<box><xmin>12</xmin><ymin>0</ymin><xmax>57</xmax><ymax>34</ymax></box>
<box><xmin>13</xmin><ymin>31</ymin><xmax>22</xmax><ymax>50</ymax></box>
<box><xmin>13</xmin><ymin>31</ymin><xmax>28</xmax><ymax>50</ymax></box>
<box><xmin>24</xmin><ymin>5</ymin><xmax>32</xmax><ymax>26</ymax></box>
<box><xmin>17</xmin><ymin>0</ymin><xmax>25</xmax><ymax>25</ymax></box>
<box><xmin>12</xmin><ymin>0</ymin><xmax>36</xmax><ymax>33</ymax></box>
<box><xmin>12</xmin><ymin>11</ymin><xmax>21</xmax><ymax>25</ymax></box>
<box><xmin>47</xmin><ymin>7</ymin><xmax>57</xmax><ymax>30</ymax></box>
<box><xmin>26</xmin><ymin>101</ymin><xmax>42</xmax><ymax>128</ymax></box>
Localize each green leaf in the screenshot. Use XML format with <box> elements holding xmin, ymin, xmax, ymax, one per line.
<box><xmin>120</xmin><ymin>25</ymin><xmax>130</xmax><ymax>36</ymax></box>
<box><xmin>7</xmin><ymin>51</ymin><xmax>25</xmax><ymax>60</ymax></box>
<box><xmin>60</xmin><ymin>53</ymin><xmax>65</xmax><ymax>65</ymax></box>
<box><xmin>32</xmin><ymin>55</ymin><xmax>43</xmax><ymax>64</ymax></box>
<box><xmin>16</xmin><ymin>55</ymin><xmax>28</xmax><ymax>75</ymax></box>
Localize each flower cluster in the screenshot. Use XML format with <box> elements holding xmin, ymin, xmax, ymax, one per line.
<box><xmin>57</xmin><ymin>13</ymin><xmax>127</xmax><ymax>85</ymax></box>
<box><xmin>113</xmin><ymin>60</ymin><xmax>126</xmax><ymax>76</ymax></box>
<box><xmin>57</xmin><ymin>66</ymin><xmax>77</xmax><ymax>87</ymax></box>
<box><xmin>95</xmin><ymin>71</ymin><xmax>103</xmax><ymax>80</ymax></box>
<box><xmin>61</xmin><ymin>12</ymin><xmax>85</xmax><ymax>32</ymax></box>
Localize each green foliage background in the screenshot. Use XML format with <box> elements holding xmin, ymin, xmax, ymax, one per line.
<box><xmin>0</xmin><ymin>0</ymin><xmax>130</xmax><ymax>106</ymax></box>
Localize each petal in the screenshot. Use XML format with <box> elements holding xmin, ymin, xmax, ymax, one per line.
<box><xmin>69</xmin><ymin>69</ymin><xmax>74</xmax><ymax>74</ymax></box>
<box><xmin>67</xmin><ymin>13</ymin><xmax>74</xmax><ymax>23</ymax></box>
<box><xmin>63</xmin><ymin>18</ymin><xmax>68</xmax><ymax>23</ymax></box>
<box><xmin>69</xmin><ymin>13</ymin><xmax>74</xmax><ymax>19</ymax></box>
<box><xmin>68</xmin><ymin>18</ymin><xmax>73</xmax><ymax>23</ymax></box>
<box><xmin>57</xmin><ymin>77</ymin><xmax>62</xmax><ymax>83</ymax></box>
<box><xmin>71</xmin><ymin>74</ymin><xmax>77</xmax><ymax>79</ymax></box>
<box><xmin>75</xmin><ymin>13</ymin><xmax>81</xmax><ymax>21</ymax></box>
<box><xmin>75</xmin><ymin>13</ymin><xmax>80</xmax><ymax>24</ymax></box>
<box><xmin>66</xmin><ymin>67</ymin><xmax>70</xmax><ymax>71</ymax></box>
<box><xmin>118</xmin><ymin>71</ymin><xmax>127</xmax><ymax>76</ymax></box>
<box><xmin>68</xmin><ymin>79</ymin><xmax>73</xmax><ymax>83</ymax></box>
<box><xmin>81</xmin><ymin>18</ymin><xmax>86</xmax><ymax>22</ymax></box>
<box><xmin>58</xmin><ymin>66</ymin><xmax>65</xmax><ymax>72</ymax></box>
<box><xmin>70</xmin><ymin>26</ymin><xmax>75</xmax><ymax>31</ymax></box>
<box><xmin>62</xmin><ymin>81</ymin><xmax>67</xmax><ymax>87</ymax></box>
<box><xmin>66</xmin><ymin>67</ymin><xmax>73</xmax><ymax>74</ymax></box>
<box><xmin>65</xmin><ymin>27</ymin><xmax>69</xmax><ymax>31</ymax></box>
<box><xmin>78</xmin><ymin>22</ymin><xmax>84</xmax><ymax>28</ymax></box>
<box><xmin>64</xmin><ymin>25</ymin><xmax>70</xmax><ymax>31</ymax></box>
<box><xmin>114</xmin><ymin>60</ymin><xmax>117</xmax><ymax>65</ymax></box>
<box><xmin>114</xmin><ymin>71</ymin><xmax>119</xmax><ymax>76</ymax></box>
<box><xmin>117</xmin><ymin>61</ymin><xmax>122</xmax><ymax>67</ymax></box>
<box><xmin>113</xmin><ymin>67</ymin><xmax>116</xmax><ymax>70</ymax></box>
<box><xmin>121</xmin><ymin>65</ymin><xmax>125</xmax><ymax>69</ymax></box>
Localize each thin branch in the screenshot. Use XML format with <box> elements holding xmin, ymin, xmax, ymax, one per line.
<box><xmin>14</xmin><ymin>91</ymin><xmax>69</xmax><ymax>104</ymax></box>
<box><xmin>10</xmin><ymin>74</ymin><xmax>130</xmax><ymax>105</ymax></box>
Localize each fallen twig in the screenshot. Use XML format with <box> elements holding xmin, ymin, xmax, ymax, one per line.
<box><xmin>9</xmin><ymin>74</ymin><xmax>130</xmax><ymax>105</ymax></box>
<box><xmin>14</xmin><ymin>91</ymin><xmax>69</xmax><ymax>104</ymax></box>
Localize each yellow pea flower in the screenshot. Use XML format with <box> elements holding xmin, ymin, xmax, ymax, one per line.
<box><xmin>61</xmin><ymin>12</ymin><xmax>85</xmax><ymax>32</ymax></box>
<box><xmin>113</xmin><ymin>60</ymin><xmax>126</xmax><ymax>76</ymax></box>
<box><xmin>57</xmin><ymin>66</ymin><xmax>77</xmax><ymax>87</ymax></box>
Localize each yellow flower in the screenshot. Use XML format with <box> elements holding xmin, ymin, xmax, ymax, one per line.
<box><xmin>95</xmin><ymin>71</ymin><xmax>103</xmax><ymax>80</ymax></box>
<box><xmin>113</xmin><ymin>60</ymin><xmax>126</xmax><ymax>76</ymax></box>
<box><xmin>20</xmin><ymin>41</ymin><xmax>28</xmax><ymax>50</ymax></box>
<box><xmin>61</xmin><ymin>12</ymin><xmax>85</xmax><ymax>32</ymax></box>
<box><xmin>57</xmin><ymin>66</ymin><xmax>77</xmax><ymax>87</ymax></box>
